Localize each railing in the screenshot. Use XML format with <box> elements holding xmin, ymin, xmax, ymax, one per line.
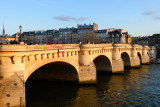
<box><xmin>113</xmin><ymin>43</ymin><xmax>132</xmax><ymax>47</ymax></box>
<box><xmin>0</xmin><ymin>44</ymin><xmax>151</xmax><ymax>52</ymax></box>
<box><xmin>0</xmin><ymin>44</ymin><xmax>80</xmax><ymax>52</ymax></box>
<box><xmin>80</xmin><ymin>43</ymin><xmax>113</xmax><ymax>48</ymax></box>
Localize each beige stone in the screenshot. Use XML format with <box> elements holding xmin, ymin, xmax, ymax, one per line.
<box><xmin>0</xmin><ymin>43</ymin><xmax>156</xmax><ymax>106</ymax></box>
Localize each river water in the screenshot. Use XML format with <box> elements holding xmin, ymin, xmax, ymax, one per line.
<box><xmin>26</xmin><ymin>64</ymin><xmax>160</xmax><ymax>107</ymax></box>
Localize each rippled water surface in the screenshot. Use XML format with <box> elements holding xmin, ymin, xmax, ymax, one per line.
<box><xmin>26</xmin><ymin>64</ymin><xmax>160</xmax><ymax>107</ymax></box>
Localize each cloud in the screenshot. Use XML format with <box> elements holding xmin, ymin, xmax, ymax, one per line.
<box><xmin>143</xmin><ymin>9</ymin><xmax>160</xmax><ymax>16</ymax></box>
<box><xmin>143</xmin><ymin>9</ymin><xmax>160</xmax><ymax>21</ymax></box>
<box><xmin>155</xmin><ymin>16</ymin><xmax>160</xmax><ymax>20</ymax></box>
<box><xmin>54</xmin><ymin>15</ymin><xmax>76</xmax><ymax>21</ymax></box>
<box><xmin>143</xmin><ymin>10</ymin><xmax>155</xmax><ymax>15</ymax></box>
<box><xmin>53</xmin><ymin>15</ymin><xmax>89</xmax><ymax>21</ymax></box>
<box><xmin>143</xmin><ymin>10</ymin><xmax>160</xmax><ymax>15</ymax></box>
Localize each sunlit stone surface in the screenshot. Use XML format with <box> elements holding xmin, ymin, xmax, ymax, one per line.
<box><xmin>0</xmin><ymin>44</ymin><xmax>156</xmax><ymax>106</ymax></box>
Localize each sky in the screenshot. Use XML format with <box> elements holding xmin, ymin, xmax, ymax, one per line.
<box><xmin>0</xmin><ymin>0</ymin><xmax>160</xmax><ymax>36</ymax></box>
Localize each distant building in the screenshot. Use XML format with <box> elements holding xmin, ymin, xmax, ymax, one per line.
<box><xmin>132</xmin><ymin>36</ymin><xmax>149</xmax><ymax>45</ymax></box>
<box><xmin>77</xmin><ymin>23</ymin><xmax>98</xmax><ymax>43</ymax></box>
<box><xmin>0</xmin><ymin>35</ymin><xmax>8</xmax><ymax>44</ymax></box>
<box><xmin>22</xmin><ymin>30</ymin><xmax>53</xmax><ymax>44</ymax></box>
<box><xmin>94</xmin><ymin>29</ymin><xmax>108</xmax><ymax>43</ymax></box>
<box><xmin>148</xmin><ymin>34</ymin><xmax>160</xmax><ymax>46</ymax></box>
<box><xmin>47</xmin><ymin>30</ymin><xmax>57</xmax><ymax>44</ymax></box>
<box><xmin>77</xmin><ymin>23</ymin><xmax>131</xmax><ymax>44</ymax></box>
<box><xmin>132</xmin><ymin>34</ymin><xmax>160</xmax><ymax>46</ymax></box>
<box><xmin>11</xmin><ymin>23</ymin><xmax>133</xmax><ymax>44</ymax></box>
<box><xmin>133</xmin><ymin>34</ymin><xmax>160</xmax><ymax>59</ymax></box>
<box><xmin>107</xmin><ymin>29</ymin><xmax>132</xmax><ymax>44</ymax></box>
<box><xmin>52</xmin><ymin>30</ymin><xmax>60</xmax><ymax>44</ymax></box>
<box><xmin>0</xmin><ymin>24</ymin><xmax>15</xmax><ymax>44</ymax></box>
<box><xmin>152</xmin><ymin>34</ymin><xmax>160</xmax><ymax>38</ymax></box>
<box><xmin>59</xmin><ymin>27</ymin><xmax>78</xmax><ymax>44</ymax></box>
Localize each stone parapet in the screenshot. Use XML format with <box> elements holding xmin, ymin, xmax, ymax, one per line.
<box><xmin>0</xmin><ymin>44</ymin><xmax>79</xmax><ymax>52</ymax></box>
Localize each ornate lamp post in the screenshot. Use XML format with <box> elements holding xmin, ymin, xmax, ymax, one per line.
<box><xmin>19</xmin><ymin>25</ymin><xmax>23</xmax><ymax>42</ymax></box>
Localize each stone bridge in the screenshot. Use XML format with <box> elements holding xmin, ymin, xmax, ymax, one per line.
<box><xmin>0</xmin><ymin>44</ymin><xmax>156</xmax><ymax>106</ymax></box>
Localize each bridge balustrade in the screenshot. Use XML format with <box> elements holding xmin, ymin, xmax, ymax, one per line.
<box><xmin>0</xmin><ymin>43</ymin><xmax>157</xmax><ymax>107</ymax></box>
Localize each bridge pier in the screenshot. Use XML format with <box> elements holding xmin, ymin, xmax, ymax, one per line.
<box><xmin>112</xmin><ymin>59</ymin><xmax>124</xmax><ymax>73</ymax></box>
<box><xmin>78</xmin><ymin>50</ymin><xmax>96</xmax><ymax>84</ymax></box>
<box><xmin>142</xmin><ymin>46</ymin><xmax>150</xmax><ymax>64</ymax></box>
<box><xmin>79</xmin><ymin>62</ymin><xmax>96</xmax><ymax>84</ymax></box>
<box><xmin>142</xmin><ymin>55</ymin><xmax>150</xmax><ymax>64</ymax></box>
<box><xmin>130</xmin><ymin>56</ymin><xmax>141</xmax><ymax>67</ymax></box>
<box><xmin>130</xmin><ymin>45</ymin><xmax>141</xmax><ymax>67</ymax></box>
<box><xmin>112</xmin><ymin>45</ymin><xmax>124</xmax><ymax>73</ymax></box>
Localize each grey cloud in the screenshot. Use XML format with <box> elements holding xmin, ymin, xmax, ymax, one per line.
<box><xmin>54</xmin><ymin>15</ymin><xmax>76</xmax><ymax>21</ymax></box>
<box><xmin>154</xmin><ymin>16</ymin><xmax>160</xmax><ymax>20</ymax></box>
<box><xmin>143</xmin><ymin>10</ymin><xmax>155</xmax><ymax>15</ymax></box>
<box><xmin>143</xmin><ymin>10</ymin><xmax>160</xmax><ymax>16</ymax></box>
<box><xmin>143</xmin><ymin>9</ymin><xmax>160</xmax><ymax>21</ymax></box>
<box><xmin>53</xmin><ymin>15</ymin><xmax>89</xmax><ymax>21</ymax></box>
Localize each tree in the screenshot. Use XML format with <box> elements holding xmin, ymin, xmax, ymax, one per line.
<box><xmin>84</xmin><ymin>30</ymin><xmax>99</xmax><ymax>44</ymax></box>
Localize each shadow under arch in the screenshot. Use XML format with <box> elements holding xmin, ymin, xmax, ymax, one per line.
<box><xmin>137</xmin><ymin>52</ymin><xmax>142</xmax><ymax>64</ymax></box>
<box><xmin>121</xmin><ymin>52</ymin><xmax>131</xmax><ymax>67</ymax></box>
<box><xmin>25</xmin><ymin>61</ymin><xmax>79</xmax><ymax>107</ymax></box>
<box><xmin>26</xmin><ymin>61</ymin><xmax>79</xmax><ymax>84</ymax></box>
<box><xmin>93</xmin><ymin>55</ymin><xmax>112</xmax><ymax>74</ymax></box>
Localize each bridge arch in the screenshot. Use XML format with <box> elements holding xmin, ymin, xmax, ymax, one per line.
<box><xmin>25</xmin><ymin>59</ymin><xmax>79</xmax><ymax>83</ymax></box>
<box><xmin>121</xmin><ymin>52</ymin><xmax>131</xmax><ymax>67</ymax></box>
<box><xmin>137</xmin><ymin>52</ymin><xmax>142</xmax><ymax>64</ymax></box>
<box><xmin>93</xmin><ymin>55</ymin><xmax>112</xmax><ymax>73</ymax></box>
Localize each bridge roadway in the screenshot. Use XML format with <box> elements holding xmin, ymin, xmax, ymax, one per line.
<box><xmin>0</xmin><ymin>43</ymin><xmax>156</xmax><ymax>106</ymax></box>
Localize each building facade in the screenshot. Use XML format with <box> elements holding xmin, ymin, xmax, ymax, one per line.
<box><xmin>77</xmin><ymin>23</ymin><xmax>98</xmax><ymax>44</ymax></box>
<box><xmin>107</xmin><ymin>29</ymin><xmax>132</xmax><ymax>44</ymax></box>
<box><xmin>132</xmin><ymin>34</ymin><xmax>160</xmax><ymax>59</ymax></box>
<box><xmin>94</xmin><ymin>29</ymin><xmax>108</xmax><ymax>43</ymax></box>
<box><xmin>11</xmin><ymin>23</ymin><xmax>132</xmax><ymax>45</ymax></box>
<box><xmin>59</xmin><ymin>27</ymin><xmax>78</xmax><ymax>44</ymax></box>
<box><xmin>22</xmin><ymin>30</ymin><xmax>53</xmax><ymax>44</ymax></box>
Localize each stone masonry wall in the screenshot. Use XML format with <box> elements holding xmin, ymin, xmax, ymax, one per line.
<box><xmin>0</xmin><ymin>73</ymin><xmax>25</xmax><ymax>107</ymax></box>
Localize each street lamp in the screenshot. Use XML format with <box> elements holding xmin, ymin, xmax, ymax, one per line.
<box><xmin>71</xmin><ymin>32</ymin><xmax>73</xmax><ymax>44</ymax></box>
<box><xmin>19</xmin><ymin>25</ymin><xmax>23</xmax><ymax>42</ymax></box>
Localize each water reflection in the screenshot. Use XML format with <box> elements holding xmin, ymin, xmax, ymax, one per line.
<box><xmin>96</xmin><ymin>65</ymin><xmax>160</xmax><ymax>106</ymax></box>
<box><xmin>26</xmin><ymin>65</ymin><xmax>160</xmax><ymax>107</ymax></box>
<box><xmin>26</xmin><ymin>80</ymin><xmax>79</xmax><ymax>107</ymax></box>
